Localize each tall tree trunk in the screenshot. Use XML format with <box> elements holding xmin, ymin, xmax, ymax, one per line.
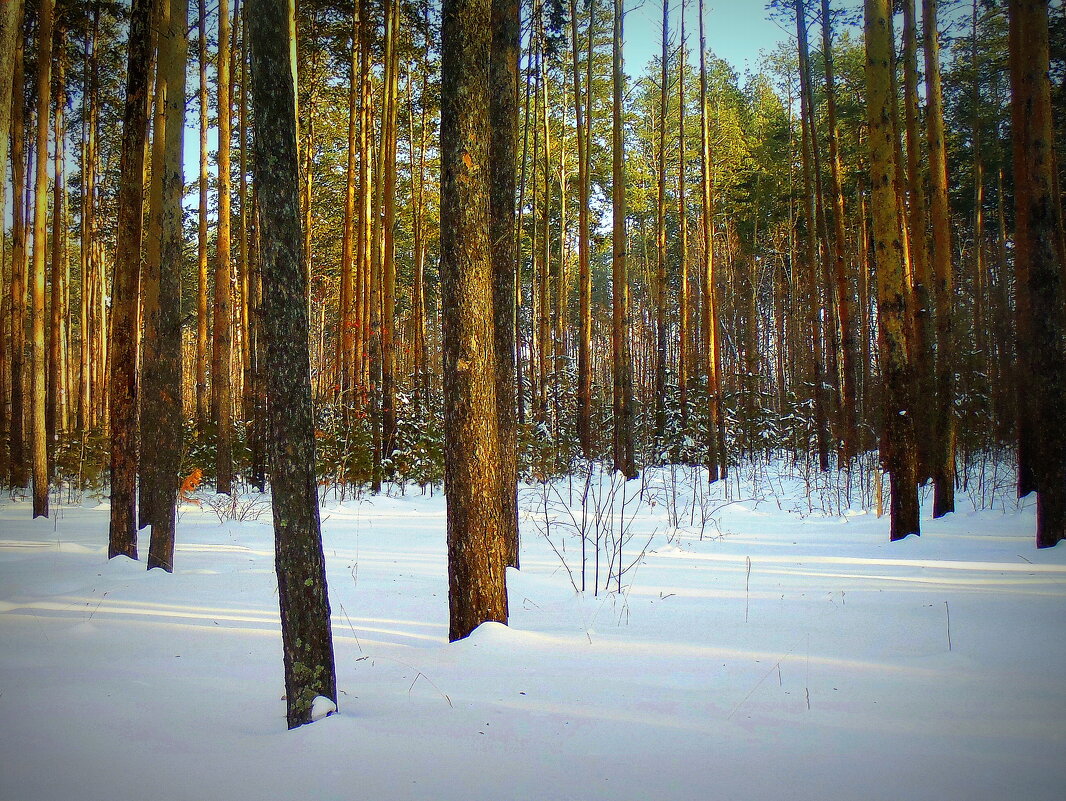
<box><xmin>109</xmin><ymin>0</ymin><xmax>155</xmax><ymax>556</ymax></box>
<box><xmin>1008</xmin><ymin>0</ymin><xmax>1066</xmax><ymax>547</ymax></box>
<box><xmin>77</xmin><ymin>10</ymin><xmax>98</xmax><ymax>435</ymax></box>
<box><xmin>381</xmin><ymin>0</ymin><xmax>399</xmax><ymax>461</ymax></box>
<box><xmin>145</xmin><ymin>0</ymin><xmax>187</xmax><ymax>570</ymax></box>
<box><xmin>570</xmin><ymin>0</ymin><xmax>593</xmax><ymax>457</ymax></box>
<box><xmin>215</xmin><ymin>0</ymin><xmax>234</xmax><ymax>494</ymax></box>
<box><xmin>698</xmin><ymin>0</ymin><xmax>721</xmax><ymax>481</ymax></box>
<box><xmin>8</xmin><ymin>35</ymin><xmax>27</xmax><ymax>488</ymax></box>
<box><xmin>864</xmin><ymin>0</ymin><xmax>920</xmax><ymax>541</ymax></box>
<box><xmin>491</xmin><ymin>0</ymin><xmax>520</xmax><ymax>567</ymax></box>
<box><xmin>821</xmin><ymin>0</ymin><xmax>858</xmax><ymax>463</ymax></box>
<box><xmin>441</xmin><ymin>0</ymin><xmax>509</xmax><ymax>640</ymax></box>
<box><xmin>901</xmin><ymin>0</ymin><xmax>937</xmax><ymax>483</ymax></box>
<box><xmin>612</xmin><ymin>0</ymin><xmax>636</xmax><ymax>479</ymax></box>
<box><xmin>795</xmin><ymin>0</ymin><xmax>830</xmax><ymax>472</ymax></box>
<box><xmin>47</xmin><ymin>25</ymin><xmax>68</xmax><ymax>474</ymax></box>
<box><xmin>249</xmin><ymin>0</ymin><xmax>337</xmax><ymax>726</ymax></box>
<box><xmin>677</xmin><ymin>1</ymin><xmax>689</xmax><ymax>432</ymax></box>
<box><xmin>653</xmin><ymin>0</ymin><xmax>669</xmax><ymax>449</ymax></box>
<box><xmin>337</xmin><ymin>1</ymin><xmax>358</xmax><ymax>399</ymax></box>
<box><xmin>196</xmin><ymin>0</ymin><xmax>209</xmax><ymax>428</ymax></box>
<box><xmin>923</xmin><ymin>0</ymin><xmax>956</xmax><ymax>517</ymax></box>
<box><xmin>30</xmin><ymin>0</ymin><xmax>54</xmax><ymax>517</ymax></box>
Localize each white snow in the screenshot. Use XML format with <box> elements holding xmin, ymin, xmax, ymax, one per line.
<box><xmin>1</xmin><ymin>462</ymin><xmax>1064</xmax><ymax>801</ymax></box>
<box><xmin>310</xmin><ymin>694</ymin><xmax>337</xmax><ymax>721</ymax></box>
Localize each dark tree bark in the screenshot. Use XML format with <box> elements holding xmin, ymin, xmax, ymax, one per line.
<box><xmin>923</xmin><ymin>0</ymin><xmax>956</xmax><ymax>517</ymax></box>
<box><xmin>864</xmin><ymin>0</ymin><xmax>920</xmax><ymax>541</ymax></box>
<box><xmin>146</xmin><ymin>0</ymin><xmax>188</xmax><ymax>571</ymax></box>
<box><xmin>249</xmin><ymin>0</ymin><xmax>338</xmax><ymax>727</ymax></box>
<box><xmin>441</xmin><ymin>0</ymin><xmax>510</xmax><ymax>641</ymax></box>
<box><xmin>612</xmin><ymin>0</ymin><xmax>637</xmax><ymax>480</ymax></box>
<box><xmin>110</xmin><ymin>0</ymin><xmax>156</xmax><ymax>557</ymax></box>
<box><xmin>491</xmin><ymin>0</ymin><xmax>521</xmax><ymax>569</ymax></box>
<box><xmin>1009</xmin><ymin>0</ymin><xmax>1066</xmax><ymax>548</ymax></box>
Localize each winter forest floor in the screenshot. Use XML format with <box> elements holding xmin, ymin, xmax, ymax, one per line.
<box><xmin>1</xmin><ymin>461</ymin><xmax>1064</xmax><ymax>801</ymax></box>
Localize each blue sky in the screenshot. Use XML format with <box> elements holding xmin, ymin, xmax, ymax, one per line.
<box><xmin>623</xmin><ymin>0</ymin><xmax>794</xmax><ymax>78</ymax></box>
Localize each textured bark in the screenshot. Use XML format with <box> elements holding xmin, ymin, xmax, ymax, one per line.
<box><xmin>654</xmin><ymin>0</ymin><xmax>669</xmax><ymax>448</ymax></box>
<box><xmin>923</xmin><ymin>0</ymin><xmax>956</xmax><ymax>517</ymax></box>
<box><xmin>196</xmin><ymin>0</ymin><xmax>209</xmax><ymax>428</ymax></box>
<box><xmin>491</xmin><ymin>0</ymin><xmax>520</xmax><ymax>568</ymax></box>
<box><xmin>214</xmin><ymin>0</ymin><xmax>234</xmax><ymax>495</ymax></box>
<box><xmin>110</xmin><ymin>0</ymin><xmax>156</xmax><ymax>557</ymax></box>
<box><xmin>441</xmin><ymin>0</ymin><xmax>510</xmax><ymax>641</ymax></box>
<box><xmin>29</xmin><ymin>0</ymin><xmax>53</xmax><ymax>517</ymax></box>
<box><xmin>381</xmin><ymin>0</ymin><xmax>400</xmax><ymax>461</ymax></box>
<box><xmin>336</xmin><ymin>2</ymin><xmax>358</xmax><ymax>398</ymax></box>
<box><xmin>865</xmin><ymin>0</ymin><xmax>920</xmax><ymax>541</ymax></box>
<box><xmin>1008</xmin><ymin>0</ymin><xmax>1066</xmax><ymax>548</ymax></box>
<box><xmin>49</xmin><ymin>30</ymin><xmax>69</xmax><ymax>457</ymax></box>
<box><xmin>612</xmin><ymin>0</ymin><xmax>637</xmax><ymax>480</ymax></box>
<box><xmin>8</xmin><ymin>35</ymin><xmax>27</xmax><ymax>488</ymax></box>
<box><xmin>0</xmin><ymin>0</ymin><xmax>21</xmax><ymax>181</ymax></box>
<box><xmin>146</xmin><ymin>0</ymin><xmax>188</xmax><ymax>571</ymax></box>
<box><xmin>249</xmin><ymin>0</ymin><xmax>338</xmax><ymax>727</ymax></box>
<box><xmin>698</xmin><ymin>0</ymin><xmax>722</xmax><ymax>482</ymax></box>
<box><xmin>677</xmin><ymin>2</ymin><xmax>689</xmax><ymax>431</ymax></box>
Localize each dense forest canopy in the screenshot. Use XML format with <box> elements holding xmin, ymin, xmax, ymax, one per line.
<box><xmin>1</xmin><ymin>0</ymin><xmax>1064</xmax><ymax>546</ymax></box>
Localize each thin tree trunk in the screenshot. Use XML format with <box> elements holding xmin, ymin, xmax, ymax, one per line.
<box><xmin>698</xmin><ymin>0</ymin><xmax>721</xmax><ymax>481</ymax></box>
<box><xmin>491</xmin><ymin>0</ymin><xmax>521</xmax><ymax>567</ymax></box>
<box><xmin>30</xmin><ymin>0</ymin><xmax>54</xmax><ymax>517</ymax></box>
<box><xmin>196</xmin><ymin>0</ymin><xmax>209</xmax><ymax>428</ymax></box>
<box><xmin>795</xmin><ymin>0</ymin><xmax>830</xmax><ymax>473</ymax></box>
<box><xmin>337</xmin><ymin>1</ymin><xmax>358</xmax><ymax>399</ymax></box>
<box><xmin>214</xmin><ymin>0</ymin><xmax>234</xmax><ymax>494</ymax></box>
<box><xmin>612</xmin><ymin>0</ymin><xmax>636</xmax><ymax>479</ymax></box>
<box><xmin>570</xmin><ymin>0</ymin><xmax>593</xmax><ymax>457</ymax></box>
<box><xmin>381</xmin><ymin>0</ymin><xmax>399</xmax><ymax>461</ymax></box>
<box><xmin>47</xmin><ymin>26</ymin><xmax>68</xmax><ymax>472</ymax></box>
<box><xmin>821</xmin><ymin>0</ymin><xmax>858</xmax><ymax>464</ymax></box>
<box><xmin>8</xmin><ymin>35</ymin><xmax>27</xmax><ymax>488</ymax></box>
<box><xmin>677</xmin><ymin>1</ymin><xmax>689</xmax><ymax>432</ymax></box>
<box><xmin>654</xmin><ymin>0</ymin><xmax>669</xmax><ymax>448</ymax></box>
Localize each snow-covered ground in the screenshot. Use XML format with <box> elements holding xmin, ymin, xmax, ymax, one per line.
<box><xmin>1</xmin><ymin>463</ymin><xmax>1064</xmax><ymax>801</ymax></box>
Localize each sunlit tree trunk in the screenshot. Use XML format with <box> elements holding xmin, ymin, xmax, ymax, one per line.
<box><xmin>47</xmin><ymin>26</ymin><xmax>68</xmax><ymax>470</ymax></box>
<box><xmin>864</xmin><ymin>0</ymin><xmax>920</xmax><ymax>541</ymax></box>
<box><xmin>196</xmin><ymin>0</ymin><xmax>209</xmax><ymax>429</ymax></box>
<box><xmin>30</xmin><ymin>0</ymin><xmax>54</xmax><ymax>517</ymax></box>
<box><xmin>8</xmin><ymin>36</ymin><xmax>27</xmax><ymax>489</ymax></box>
<box><xmin>677</xmin><ymin>1</ymin><xmax>689</xmax><ymax>432</ymax></box>
<box><xmin>698</xmin><ymin>0</ymin><xmax>721</xmax><ymax>481</ymax></box>
<box><xmin>381</xmin><ymin>0</ymin><xmax>399</xmax><ymax>460</ymax></box>
<box><xmin>146</xmin><ymin>0</ymin><xmax>187</xmax><ymax>570</ymax></box>
<box><xmin>214</xmin><ymin>0</ymin><xmax>234</xmax><ymax>494</ymax></box>
<box><xmin>441</xmin><ymin>0</ymin><xmax>509</xmax><ymax>640</ymax></box>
